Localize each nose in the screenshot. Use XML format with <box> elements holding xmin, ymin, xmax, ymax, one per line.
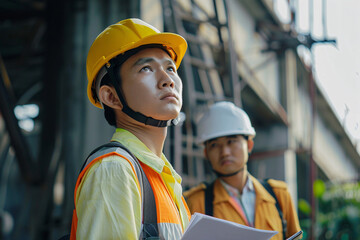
<box><xmin>220</xmin><ymin>145</ymin><xmax>231</xmax><ymax>157</ymax></box>
<box><xmin>158</xmin><ymin>69</ymin><xmax>175</xmax><ymax>89</ymax></box>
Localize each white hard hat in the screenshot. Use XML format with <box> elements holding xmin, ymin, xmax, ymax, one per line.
<box><xmin>196</xmin><ymin>101</ymin><xmax>256</xmax><ymax>144</ymax></box>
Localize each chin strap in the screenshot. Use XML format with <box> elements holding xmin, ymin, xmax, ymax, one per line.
<box><xmin>121</xmin><ymin>104</ymin><xmax>180</xmax><ymax>127</ymax></box>
<box><xmin>212</xmin><ymin>166</ymin><xmax>244</xmax><ymax>178</ymax></box>
<box><xmin>105</xmin><ymin>59</ymin><xmax>179</xmax><ymax>128</ymax></box>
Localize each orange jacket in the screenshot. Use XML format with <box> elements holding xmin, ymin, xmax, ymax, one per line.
<box><xmin>184</xmin><ymin>175</ymin><xmax>301</xmax><ymax>240</ymax></box>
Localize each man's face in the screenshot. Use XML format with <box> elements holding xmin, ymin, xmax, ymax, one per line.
<box><xmin>120</xmin><ymin>48</ymin><xmax>183</xmax><ymax>120</ymax></box>
<box><xmin>205</xmin><ymin>135</ymin><xmax>253</xmax><ymax>175</ymax></box>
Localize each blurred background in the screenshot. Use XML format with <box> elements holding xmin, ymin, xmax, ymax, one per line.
<box><xmin>0</xmin><ymin>0</ymin><xmax>359</xmax><ymax>239</ymax></box>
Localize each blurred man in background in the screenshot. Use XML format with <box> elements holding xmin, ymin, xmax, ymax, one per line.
<box><xmin>184</xmin><ymin>101</ymin><xmax>301</xmax><ymax>240</ymax></box>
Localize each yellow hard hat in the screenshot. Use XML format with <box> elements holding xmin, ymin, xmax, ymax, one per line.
<box><xmin>86</xmin><ymin>18</ymin><xmax>188</xmax><ymax>108</ymax></box>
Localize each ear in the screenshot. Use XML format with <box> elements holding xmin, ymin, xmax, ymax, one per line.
<box><xmin>98</xmin><ymin>85</ymin><xmax>122</xmax><ymax>110</ymax></box>
<box><xmin>203</xmin><ymin>147</ymin><xmax>208</xmax><ymax>160</ymax></box>
<box><xmin>247</xmin><ymin>139</ymin><xmax>254</xmax><ymax>153</ymax></box>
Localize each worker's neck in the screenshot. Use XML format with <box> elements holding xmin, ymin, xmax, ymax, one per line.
<box><xmin>117</xmin><ymin>119</ymin><xmax>167</xmax><ymax>158</ymax></box>
<box><xmin>221</xmin><ymin>168</ymin><xmax>248</xmax><ymax>193</ymax></box>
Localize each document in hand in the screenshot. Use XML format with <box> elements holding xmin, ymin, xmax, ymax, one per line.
<box><xmin>181</xmin><ymin>213</ymin><xmax>278</xmax><ymax>240</ymax></box>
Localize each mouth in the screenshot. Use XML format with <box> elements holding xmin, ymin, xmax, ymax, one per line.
<box><xmin>220</xmin><ymin>159</ymin><xmax>233</xmax><ymax>166</ymax></box>
<box><xmin>161</xmin><ymin>92</ymin><xmax>178</xmax><ymax>101</ymax></box>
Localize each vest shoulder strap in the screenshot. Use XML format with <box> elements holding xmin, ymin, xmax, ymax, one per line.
<box><xmin>82</xmin><ymin>141</ymin><xmax>159</xmax><ymax>239</ymax></box>
<box><xmin>261</xmin><ymin>179</ymin><xmax>287</xmax><ymax>240</ymax></box>
<box><xmin>204</xmin><ymin>181</ymin><xmax>215</xmax><ymax>216</ymax></box>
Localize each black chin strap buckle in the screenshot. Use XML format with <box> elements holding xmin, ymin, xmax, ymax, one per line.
<box><xmin>144</xmin><ymin>117</ymin><xmax>178</xmax><ymax>128</ymax></box>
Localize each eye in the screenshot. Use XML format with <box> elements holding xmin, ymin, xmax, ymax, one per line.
<box><xmin>208</xmin><ymin>142</ymin><xmax>218</xmax><ymax>149</ymax></box>
<box><xmin>228</xmin><ymin>138</ymin><xmax>237</xmax><ymax>144</ymax></box>
<box><xmin>167</xmin><ymin>66</ymin><xmax>176</xmax><ymax>72</ymax></box>
<box><xmin>140</xmin><ymin>66</ymin><xmax>152</xmax><ymax>72</ymax></box>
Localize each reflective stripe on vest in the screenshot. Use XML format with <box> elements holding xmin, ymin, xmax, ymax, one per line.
<box><xmin>140</xmin><ymin>162</ymin><xmax>183</xmax><ymax>239</ymax></box>
<box><xmin>71</xmin><ymin>147</ymin><xmax>184</xmax><ymax>240</ymax></box>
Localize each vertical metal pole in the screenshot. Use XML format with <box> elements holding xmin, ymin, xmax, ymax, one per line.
<box><xmin>0</xmin><ymin>55</ymin><xmax>37</xmax><ymax>183</ymax></box>
<box><xmin>222</xmin><ymin>0</ymin><xmax>241</xmax><ymax>106</ymax></box>
<box><xmin>322</xmin><ymin>0</ymin><xmax>327</xmax><ymax>38</ymax></box>
<box><xmin>309</xmin><ymin>71</ymin><xmax>317</xmax><ymax>240</ymax></box>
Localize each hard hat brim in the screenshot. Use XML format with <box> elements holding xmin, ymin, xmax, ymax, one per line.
<box><xmin>87</xmin><ymin>32</ymin><xmax>187</xmax><ymax>109</ymax></box>
<box><xmin>196</xmin><ymin>130</ymin><xmax>256</xmax><ymax>145</ymax></box>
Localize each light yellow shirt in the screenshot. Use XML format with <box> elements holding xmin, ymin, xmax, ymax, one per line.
<box><xmin>75</xmin><ymin>128</ymin><xmax>189</xmax><ymax>239</ymax></box>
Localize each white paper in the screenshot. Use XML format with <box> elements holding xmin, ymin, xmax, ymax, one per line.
<box><xmin>181</xmin><ymin>213</ymin><xmax>278</xmax><ymax>240</ymax></box>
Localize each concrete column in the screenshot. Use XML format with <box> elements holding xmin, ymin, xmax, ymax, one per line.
<box><xmin>283</xmin><ymin>49</ymin><xmax>298</xmax><ymax>206</ymax></box>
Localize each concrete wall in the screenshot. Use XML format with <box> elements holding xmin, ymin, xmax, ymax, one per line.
<box><xmin>313</xmin><ymin>116</ymin><xmax>358</xmax><ymax>180</ymax></box>
<box><xmin>229</xmin><ymin>0</ymin><xmax>281</xmax><ymax>103</ymax></box>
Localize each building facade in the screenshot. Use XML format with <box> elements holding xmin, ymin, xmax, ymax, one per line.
<box><xmin>0</xmin><ymin>0</ymin><xmax>359</xmax><ymax>239</ymax></box>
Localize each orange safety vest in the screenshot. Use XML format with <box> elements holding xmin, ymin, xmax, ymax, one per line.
<box><xmin>70</xmin><ymin>144</ymin><xmax>190</xmax><ymax>239</ymax></box>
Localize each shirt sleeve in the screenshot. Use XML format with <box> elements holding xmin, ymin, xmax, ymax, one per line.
<box><xmin>75</xmin><ymin>155</ymin><xmax>142</xmax><ymax>240</ymax></box>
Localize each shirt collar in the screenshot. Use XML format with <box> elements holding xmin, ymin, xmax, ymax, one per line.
<box><xmin>220</xmin><ymin>174</ymin><xmax>254</xmax><ymax>197</ymax></box>
<box><xmin>111</xmin><ymin>128</ymin><xmax>165</xmax><ymax>173</ymax></box>
<box><xmin>111</xmin><ymin>128</ymin><xmax>182</xmax><ymax>183</ymax></box>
